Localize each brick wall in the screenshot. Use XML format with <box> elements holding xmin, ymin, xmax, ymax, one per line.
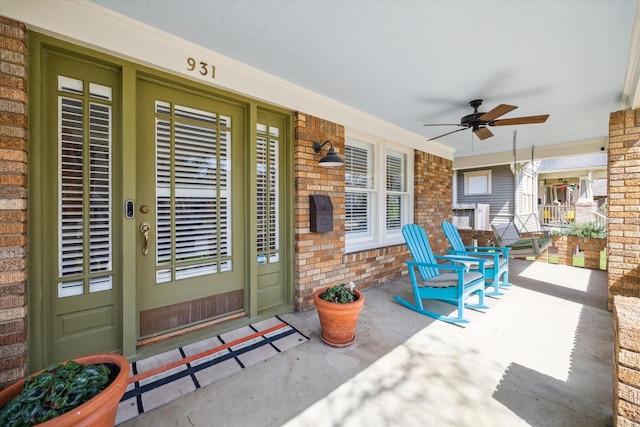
<box><xmin>293</xmin><ymin>113</ymin><xmax>453</xmax><ymax>311</ymax></box>
<box><xmin>414</xmin><ymin>151</ymin><xmax>453</xmax><ymax>254</ymax></box>
<box><xmin>608</xmin><ymin>110</ymin><xmax>640</xmax><ymax>309</ymax></box>
<box><xmin>457</xmin><ymin>229</ymin><xmax>606</xmax><ymax>269</ymax></box>
<box><xmin>548</xmin><ymin>235</ymin><xmax>606</xmax><ymax>269</ymax></box>
<box><xmin>614</xmin><ymin>296</ymin><xmax>640</xmax><ymax>426</ymax></box>
<box><xmin>457</xmin><ymin>229</ymin><xmax>495</xmax><ymax>248</ymax></box>
<box><xmin>610</xmin><ymin>108</ymin><xmax>640</xmax><ymax>426</ymax></box>
<box><xmin>294</xmin><ymin>113</ymin><xmax>347</xmax><ymax>310</ymax></box>
<box><xmin>0</xmin><ymin>17</ymin><xmax>29</xmax><ymax>390</ymax></box>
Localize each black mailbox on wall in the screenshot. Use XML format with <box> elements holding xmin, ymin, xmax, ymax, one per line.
<box><xmin>310</xmin><ymin>195</ymin><xmax>333</xmax><ymax>232</ymax></box>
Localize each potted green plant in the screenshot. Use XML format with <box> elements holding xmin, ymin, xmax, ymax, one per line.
<box><xmin>0</xmin><ymin>353</ymin><xmax>129</xmax><ymax>427</ymax></box>
<box><xmin>312</xmin><ymin>282</ymin><xmax>365</xmax><ymax>347</ymax></box>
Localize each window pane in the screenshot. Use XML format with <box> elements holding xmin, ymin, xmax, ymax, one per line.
<box><xmin>345</xmin><ymin>145</ymin><xmax>372</xmax><ymax>189</ymax></box>
<box><xmin>88</xmin><ymin>102</ymin><xmax>112</xmax><ymax>274</ymax></box>
<box><xmin>386</xmin><ymin>194</ymin><xmax>403</xmax><ymax>231</ymax></box>
<box><xmin>464</xmin><ymin>170</ymin><xmax>491</xmax><ymax>195</ymax></box>
<box><xmin>58</xmin><ymin>85</ymin><xmax>113</xmax><ymax>298</ymax></box>
<box><xmin>468</xmin><ymin>175</ymin><xmax>488</xmax><ymax>193</ymax></box>
<box><xmin>346</xmin><ymin>192</ymin><xmax>370</xmax><ymax>233</ymax></box>
<box><xmin>386</xmin><ymin>151</ymin><xmax>405</xmax><ymax>192</ymax></box>
<box><xmin>59</xmin><ymin>97</ymin><xmax>85</xmax><ymax>278</ymax></box>
<box><xmin>155</xmin><ymin>102</ymin><xmax>232</xmax><ymax>282</ymax></box>
<box><xmin>58</xmin><ymin>76</ymin><xmax>83</xmax><ymax>95</ymax></box>
<box><xmin>256</xmin><ymin>123</ymin><xmax>280</xmax><ymax>264</ymax></box>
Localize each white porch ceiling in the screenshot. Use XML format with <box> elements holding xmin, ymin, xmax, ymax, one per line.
<box><xmin>90</xmin><ymin>0</ymin><xmax>638</xmax><ymax>167</ymax></box>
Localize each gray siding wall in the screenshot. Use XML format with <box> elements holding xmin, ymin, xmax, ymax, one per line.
<box><xmin>456</xmin><ymin>164</ymin><xmax>514</xmax><ymax>225</ymax></box>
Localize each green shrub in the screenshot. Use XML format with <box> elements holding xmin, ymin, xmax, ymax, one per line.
<box><xmin>568</xmin><ymin>222</ymin><xmax>606</xmax><ymax>238</ymax></box>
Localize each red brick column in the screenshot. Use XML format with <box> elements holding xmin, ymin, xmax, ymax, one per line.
<box><xmin>0</xmin><ymin>17</ymin><xmax>29</xmax><ymax>390</ymax></box>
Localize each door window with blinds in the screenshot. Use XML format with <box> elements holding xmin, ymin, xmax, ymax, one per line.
<box><xmin>57</xmin><ymin>76</ymin><xmax>113</xmax><ymax>298</ymax></box>
<box><xmin>256</xmin><ymin>123</ymin><xmax>279</xmax><ymax>265</ymax></box>
<box><xmin>345</xmin><ymin>137</ymin><xmax>413</xmax><ymax>252</ymax></box>
<box><xmin>155</xmin><ymin>101</ymin><xmax>232</xmax><ymax>284</ymax></box>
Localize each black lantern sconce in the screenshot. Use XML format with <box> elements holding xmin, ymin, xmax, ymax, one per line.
<box><xmin>313</xmin><ymin>140</ymin><xmax>344</xmax><ymax>167</ymax></box>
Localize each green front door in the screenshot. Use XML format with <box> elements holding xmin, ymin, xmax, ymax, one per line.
<box><xmin>31</xmin><ymin>36</ymin><xmax>294</xmax><ymax>367</ymax></box>
<box><xmin>135</xmin><ymin>79</ymin><xmax>246</xmax><ymax>339</ymax></box>
<box><xmin>37</xmin><ymin>53</ymin><xmax>122</xmax><ymax>365</ymax></box>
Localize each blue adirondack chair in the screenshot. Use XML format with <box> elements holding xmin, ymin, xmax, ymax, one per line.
<box><xmin>441</xmin><ymin>221</ymin><xmax>511</xmax><ymax>297</ymax></box>
<box><xmin>394</xmin><ymin>224</ymin><xmax>489</xmax><ymax>324</ymax></box>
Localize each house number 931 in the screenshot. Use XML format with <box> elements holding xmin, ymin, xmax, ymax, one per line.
<box><xmin>187</xmin><ymin>57</ymin><xmax>216</xmax><ymax>79</ymax></box>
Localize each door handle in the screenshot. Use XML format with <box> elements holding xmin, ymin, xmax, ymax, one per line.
<box><xmin>140</xmin><ymin>222</ymin><xmax>150</xmax><ymax>256</ymax></box>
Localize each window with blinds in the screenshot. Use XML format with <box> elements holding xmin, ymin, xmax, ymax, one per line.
<box><xmin>386</xmin><ymin>150</ymin><xmax>407</xmax><ymax>232</ymax></box>
<box><xmin>57</xmin><ymin>76</ymin><xmax>113</xmax><ymax>298</ymax></box>
<box><xmin>256</xmin><ymin>123</ymin><xmax>279</xmax><ymax>264</ymax></box>
<box><xmin>345</xmin><ymin>144</ymin><xmax>373</xmax><ymax>235</ymax></box>
<box><xmin>155</xmin><ymin>101</ymin><xmax>232</xmax><ymax>284</ymax></box>
<box><xmin>345</xmin><ymin>138</ymin><xmax>413</xmax><ymax>252</ymax></box>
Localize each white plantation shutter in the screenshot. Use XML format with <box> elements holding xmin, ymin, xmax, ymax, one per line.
<box><xmin>345</xmin><ymin>138</ymin><xmax>413</xmax><ymax>252</ymax></box>
<box><xmin>386</xmin><ymin>150</ymin><xmax>406</xmax><ymax>232</ymax></box>
<box><xmin>155</xmin><ymin>102</ymin><xmax>232</xmax><ymax>284</ymax></box>
<box><xmin>59</xmin><ymin>96</ymin><xmax>84</xmax><ymax>281</ymax></box>
<box><xmin>89</xmin><ymin>103</ymin><xmax>112</xmax><ymax>274</ymax></box>
<box><xmin>256</xmin><ymin>123</ymin><xmax>279</xmax><ymax>264</ymax></box>
<box><xmin>345</xmin><ymin>144</ymin><xmax>373</xmax><ymax>235</ymax></box>
<box><xmin>58</xmin><ymin>76</ymin><xmax>113</xmax><ymax>298</ymax></box>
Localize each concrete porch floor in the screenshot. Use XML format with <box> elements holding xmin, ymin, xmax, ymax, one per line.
<box><xmin>120</xmin><ymin>259</ymin><xmax>613</xmax><ymax>427</ymax></box>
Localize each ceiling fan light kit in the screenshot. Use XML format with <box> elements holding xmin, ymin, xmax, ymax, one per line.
<box><xmin>424</xmin><ymin>99</ymin><xmax>549</xmax><ymax>141</ymax></box>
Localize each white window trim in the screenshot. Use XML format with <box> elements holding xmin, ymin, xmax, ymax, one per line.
<box><xmin>463</xmin><ymin>170</ymin><xmax>492</xmax><ymax>195</ymax></box>
<box><xmin>518</xmin><ymin>164</ymin><xmax>537</xmax><ymax>215</ymax></box>
<box><xmin>345</xmin><ymin>130</ymin><xmax>414</xmax><ymax>253</ymax></box>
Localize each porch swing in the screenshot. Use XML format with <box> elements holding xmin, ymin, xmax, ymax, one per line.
<box><xmin>490</xmin><ymin>132</ymin><xmax>552</xmax><ymax>258</ymax></box>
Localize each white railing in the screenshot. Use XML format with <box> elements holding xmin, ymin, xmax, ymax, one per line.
<box><xmin>539</xmin><ymin>205</ymin><xmax>575</xmax><ymax>225</ymax></box>
<box><xmin>593</xmin><ymin>210</ymin><xmax>607</xmax><ymax>230</ymax></box>
<box><xmin>538</xmin><ymin>205</ymin><xmax>607</xmax><ymax>235</ymax></box>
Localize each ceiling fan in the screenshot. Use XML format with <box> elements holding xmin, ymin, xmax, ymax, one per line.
<box><xmin>423</xmin><ymin>99</ymin><xmax>549</xmax><ymax>141</ymax></box>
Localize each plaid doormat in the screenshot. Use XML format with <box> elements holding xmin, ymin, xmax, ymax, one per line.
<box><xmin>116</xmin><ymin>316</ymin><xmax>309</xmax><ymax>425</ymax></box>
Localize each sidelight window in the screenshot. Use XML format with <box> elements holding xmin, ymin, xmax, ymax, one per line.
<box><xmin>57</xmin><ymin>76</ymin><xmax>113</xmax><ymax>297</ymax></box>
<box><xmin>256</xmin><ymin>123</ymin><xmax>280</xmax><ymax>264</ymax></box>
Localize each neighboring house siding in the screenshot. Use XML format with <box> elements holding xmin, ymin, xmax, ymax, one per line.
<box><xmin>456</xmin><ymin>165</ymin><xmax>513</xmax><ymax>225</ymax></box>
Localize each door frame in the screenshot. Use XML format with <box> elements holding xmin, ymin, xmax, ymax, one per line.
<box><xmin>28</xmin><ymin>34</ymin><xmax>295</xmax><ymax>368</ymax></box>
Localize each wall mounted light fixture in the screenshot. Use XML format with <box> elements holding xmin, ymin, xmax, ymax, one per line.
<box><xmin>313</xmin><ymin>140</ymin><xmax>344</xmax><ymax>167</ymax></box>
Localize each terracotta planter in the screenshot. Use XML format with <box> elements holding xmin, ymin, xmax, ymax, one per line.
<box><xmin>0</xmin><ymin>353</ymin><xmax>130</xmax><ymax>427</ymax></box>
<box><xmin>313</xmin><ymin>287</ymin><xmax>365</xmax><ymax>347</ymax></box>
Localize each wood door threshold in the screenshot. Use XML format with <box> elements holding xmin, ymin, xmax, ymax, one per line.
<box><xmin>137</xmin><ymin>311</ymin><xmax>246</xmax><ymax>348</ymax></box>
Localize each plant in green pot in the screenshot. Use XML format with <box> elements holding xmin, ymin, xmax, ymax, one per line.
<box><xmin>313</xmin><ymin>282</ymin><xmax>365</xmax><ymax>347</ymax></box>
<box><xmin>0</xmin><ymin>353</ymin><xmax>129</xmax><ymax>427</ymax></box>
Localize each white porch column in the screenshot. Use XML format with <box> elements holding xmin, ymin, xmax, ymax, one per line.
<box><xmin>575</xmin><ymin>173</ymin><xmax>596</xmax><ymax>224</ymax></box>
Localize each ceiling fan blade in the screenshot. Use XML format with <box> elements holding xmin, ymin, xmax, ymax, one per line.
<box><xmin>423</xmin><ymin>123</ymin><xmax>466</xmax><ymax>127</ymax></box>
<box><xmin>473</xmin><ymin>127</ymin><xmax>493</xmax><ymax>140</ymax></box>
<box><xmin>479</xmin><ymin>104</ymin><xmax>517</xmax><ymax>122</ymax></box>
<box><xmin>491</xmin><ymin>114</ymin><xmax>549</xmax><ymax>126</ymax></box>
<box><xmin>427</xmin><ymin>127</ymin><xmax>469</xmax><ymax>140</ymax></box>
